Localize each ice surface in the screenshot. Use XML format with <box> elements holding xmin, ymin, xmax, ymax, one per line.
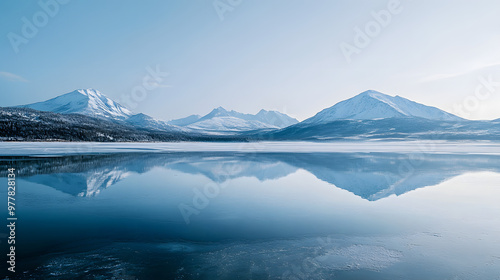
<box><xmin>1</xmin><ymin>141</ymin><xmax>500</xmax><ymax>156</ymax></box>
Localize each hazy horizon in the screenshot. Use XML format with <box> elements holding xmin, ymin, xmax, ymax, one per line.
<box><xmin>2</xmin><ymin>0</ymin><xmax>500</xmax><ymax>121</ymax></box>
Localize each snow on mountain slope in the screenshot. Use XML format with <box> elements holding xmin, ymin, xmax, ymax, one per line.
<box><xmin>188</xmin><ymin>116</ymin><xmax>277</xmax><ymax>132</ymax></box>
<box><xmin>168</xmin><ymin>114</ymin><xmax>201</xmax><ymax>126</ymax></box>
<box><xmin>303</xmin><ymin>90</ymin><xmax>463</xmax><ymax>124</ymax></box>
<box><xmin>255</xmin><ymin>109</ymin><xmax>299</xmax><ymax>128</ymax></box>
<box><xmin>194</xmin><ymin>107</ymin><xmax>254</xmax><ymax>123</ymax></box>
<box><xmin>20</xmin><ymin>88</ymin><xmax>133</xmax><ymax>121</ymax></box>
<box><xmin>126</xmin><ymin>113</ymin><xmax>186</xmax><ymax>132</ymax></box>
<box><xmin>174</xmin><ymin>107</ymin><xmax>298</xmax><ymax>132</ymax></box>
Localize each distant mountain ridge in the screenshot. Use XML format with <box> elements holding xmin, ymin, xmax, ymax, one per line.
<box><xmin>171</xmin><ymin>106</ymin><xmax>299</xmax><ymax>132</ymax></box>
<box><xmin>4</xmin><ymin>88</ymin><xmax>500</xmax><ymax>141</ymax></box>
<box><xmin>168</xmin><ymin>114</ymin><xmax>201</xmax><ymax>126</ymax></box>
<box><xmin>125</xmin><ymin>113</ymin><xmax>186</xmax><ymax>132</ymax></box>
<box><xmin>17</xmin><ymin>88</ymin><xmax>298</xmax><ymax>134</ymax></box>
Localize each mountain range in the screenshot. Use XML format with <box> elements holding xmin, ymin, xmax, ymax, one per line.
<box><xmin>18</xmin><ymin>88</ymin><xmax>298</xmax><ymax>134</ymax></box>
<box><xmin>2</xmin><ymin>88</ymin><xmax>499</xmax><ymax>141</ymax></box>
<box><xmin>175</xmin><ymin>106</ymin><xmax>298</xmax><ymax>133</ymax></box>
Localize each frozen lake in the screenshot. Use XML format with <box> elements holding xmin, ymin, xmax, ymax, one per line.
<box><xmin>1</xmin><ymin>142</ymin><xmax>500</xmax><ymax>279</ymax></box>
<box><xmin>1</xmin><ymin>140</ymin><xmax>500</xmax><ymax>155</ymax></box>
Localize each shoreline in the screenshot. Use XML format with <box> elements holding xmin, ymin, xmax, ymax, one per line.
<box><xmin>1</xmin><ymin>141</ymin><xmax>500</xmax><ymax>156</ymax></box>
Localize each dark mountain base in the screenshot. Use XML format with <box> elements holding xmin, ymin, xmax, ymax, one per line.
<box><xmin>264</xmin><ymin>118</ymin><xmax>500</xmax><ymax>141</ymax></box>
<box><xmin>0</xmin><ymin>108</ymin><xmax>248</xmax><ymax>142</ymax></box>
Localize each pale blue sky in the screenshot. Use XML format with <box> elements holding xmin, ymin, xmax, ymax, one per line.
<box><xmin>1</xmin><ymin>0</ymin><xmax>500</xmax><ymax>121</ymax></box>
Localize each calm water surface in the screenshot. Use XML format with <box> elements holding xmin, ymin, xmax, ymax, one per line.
<box><xmin>1</xmin><ymin>151</ymin><xmax>499</xmax><ymax>279</ymax></box>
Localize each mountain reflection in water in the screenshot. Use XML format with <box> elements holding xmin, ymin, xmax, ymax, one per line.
<box><xmin>2</xmin><ymin>152</ymin><xmax>499</xmax><ymax>200</ymax></box>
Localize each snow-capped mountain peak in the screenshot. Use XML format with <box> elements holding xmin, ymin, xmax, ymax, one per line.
<box><xmin>170</xmin><ymin>107</ymin><xmax>299</xmax><ymax>132</ymax></box>
<box><xmin>303</xmin><ymin>90</ymin><xmax>462</xmax><ymax>124</ymax></box>
<box><xmin>21</xmin><ymin>88</ymin><xmax>133</xmax><ymax>120</ymax></box>
<box><xmin>255</xmin><ymin>109</ymin><xmax>299</xmax><ymax>128</ymax></box>
<box><xmin>202</xmin><ymin>106</ymin><xmax>231</xmax><ymax>118</ymax></box>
